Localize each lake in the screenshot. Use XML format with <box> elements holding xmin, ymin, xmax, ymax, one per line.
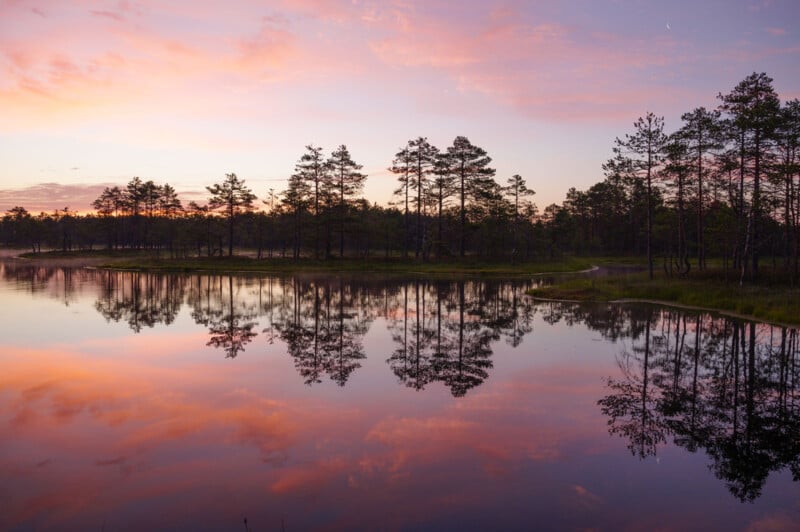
<box><xmin>1</xmin><ymin>262</ymin><xmax>799</xmax><ymax>531</ymax></box>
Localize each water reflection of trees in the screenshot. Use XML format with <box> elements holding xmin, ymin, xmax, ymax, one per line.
<box><xmin>591</xmin><ymin>306</ymin><xmax>800</xmax><ymax>502</ymax></box>
<box><xmin>0</xmin><ymin>262</ymin><xmax>93</xmax><ymax>306</ymax></box>
<box><xmin>196</xmin><ymin>275</ymin><xmax>258</xmax><ymax>358</ymax></box>
<box><xmin>386</xmin><ymin>281</ymin><xmax>532</xmax><ymax>397</ymax></box>
<box><xmin>95</xmin><ymin>271</ymin><xmax>185</xmax><ymax>332</ymax></box>
<box><xmin>275</xmin><ymin>278</ymin><xmax>369</xmax><ymax>386</ymax></box>
<box><xmin>6</xmin><ymin>264</ymin><xmax>800</xmax><ymax>500</ymax></box>
<box><xmin>5</xmin><ymin>265</ymin><xmax>537</xmax><ymax>395</ymax></box>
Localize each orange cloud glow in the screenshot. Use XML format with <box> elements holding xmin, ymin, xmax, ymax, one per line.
<box><xmin>2</xmin><ymin>0</ymin><xmax>799</xmax><ymax>233</ymax></box>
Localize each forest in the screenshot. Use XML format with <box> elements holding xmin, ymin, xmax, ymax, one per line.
<box><xmin>2</xmin><ymin>73</ymin><xmax>798</xmax><ymax>283</ymax></box>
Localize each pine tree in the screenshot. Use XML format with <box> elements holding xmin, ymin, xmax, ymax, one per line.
<box><xmin>292</xmin><ymin>145</ymin><xmax>330</xmax><ymax>259</ymax></box>
<box><xmin>407</xmin><ymin>137</ymin><xmax>439</xmax><ymax>258</ymax></box>
<box><xmin>206</xmin><ymin>173</ymin><xmax>256</xmax><ymax>257</ymax></box>
<box><xmin>718</xmin><ymin>72</ymin><xmax>781</xmax><ymax>281</ymax></box>
<box><xmin>282</xmin><ymin>174</ymin><xmax>311</xmax><ymax>259</ymax></box>
<box><xmin>444</xmin><ymin>136</ymin><xmax>496</xmax><ymax>257</ymax></box>
<box><xmin>389</xmin><ymin>144</ymin><xmax>414</xmax><ymax>257</ymax></box>
<box><xmin>327</xmin><ymin>144</ymin><xmax>366</xmax><ymax>258</ymax></box>
<box><xmin>677</xmin><ymin>107</ymin><xmax>721</xmax><ymax>270</ymax></box>
<box><xmin>159</xmin><ymin>183</ymin><xmax>183</xmax><ymax>218</ymax></box>
<box><xmin>430</xmin><ymin>153</ymin><xmax>455</xmax><ymax>258</ymax></box>
<box><xmin>504</xmin><ymin>174</ymin><xmax>535</xmax><ymax>261</ymax></box>
<box><xmin>612</xmin><ymin>112</ymin><xmax>668</xmax><ymax>279</ymax></box>
<box><xmin>661</xmin><ymin>134</ymin><xmax>693</xmax><ymax>275</ymax></box>
<box><xmin>775</xmin><ymin>99</ymin><xmax>800</xmax><ymax>279</ymax></box>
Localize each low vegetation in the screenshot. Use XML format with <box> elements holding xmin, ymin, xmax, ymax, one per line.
<box><xmin>28</xmin><ymin>250</ymin><xmax>595</xmax><ymax>276</ymax></box>
<box><xmin>11</xmin><ymin>248</ymin><xmax>799</xmax><ymax>324</ymax></box>
<box><xmin>530</xmin><ymin>269</ymin><xmax>800</xmax><ymax>326</ymax></box>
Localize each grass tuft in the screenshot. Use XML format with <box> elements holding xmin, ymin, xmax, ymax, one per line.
<box><xmin>529</xmin><ymin>269</ymin><xmax>800</xmax><ymax>326</ymax></box>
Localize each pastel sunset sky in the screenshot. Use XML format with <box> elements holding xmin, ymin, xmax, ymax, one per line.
<box><xmin>1</xmin><ymin>0</ymin><xmax>799</xmax><ymax>213</ymax></box>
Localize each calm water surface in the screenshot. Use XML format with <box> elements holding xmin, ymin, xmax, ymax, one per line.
<box><xmin>1</xmin><ymin>262</ymin><xmax>799</xmax><ymax>531</ymax></box>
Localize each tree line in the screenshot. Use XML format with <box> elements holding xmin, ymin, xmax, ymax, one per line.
<box><xmin>566</xmin><ymin>72</ymin><xmax>799</xmax><ymax>282</ymax></box>
<box><xmin>2</xmin><ymin>72</ymin><xmax>797</xmax><ymax>280</ymax></box>
<box><xmin>1</xmin><ymin>137</ymin><xmax>537</xmax><ymax>261</ymax></box>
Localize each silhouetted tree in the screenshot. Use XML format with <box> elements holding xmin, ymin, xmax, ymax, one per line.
<box><xmin>677</xmin><ymin>107</ymin><xmax>722</xmax><ymax>270</ymax></box>
<box><xmin>327</xmin><ymin>144</ymin><xmax>366</xmax><ymax>258</ymax></box>
<box><xmin>408</xmin><ymin>137</ymin><xmax>439</xmax><ymax>258</ymax></box>
<box><xmin>444</xmin><ymin>136</ymin><xmax>496</xmax><ymax>257</ymax></box>
<box><xmin>718</xmin><ymin>73</ymin><xmax>781</xmax><ymax>281</ymax></box>
<box><xmin>292</xmin><ymin>145</ymin><xmax>330</xmax><ymax>259</ymax></box>
<box><xmin>504</xmin><ymin>174</ymin><xmax>535</xmax><ymax>261</ymax></box>
<box><xmin>609</xmin><ymin>112</ymin><xmax>668</xmax><ymax>279</ymax></box>
<box><xmin>390</xmin><ymin>144</ymin><xmax>414</xmax><ymax>257</ymax></box>
<box><xmin>206</xmin><ymin>173</ymin><xmax>257</xmax><ymax>257</ymax></box>
<box><xmin>661</xmin><ymin>135</ymin><xmax>693</xmax><ymax>275</ymax></box>
<box><xmin>430</xmin><ymin>153</ymin><xmax>455</xmax><ymax>257</ymax></box>
<box><xmin>774</xmin><ymin>99</ymin><xmax>800</xmax><ymax>280</ymax></box>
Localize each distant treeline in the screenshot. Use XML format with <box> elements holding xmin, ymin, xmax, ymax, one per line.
<box><xmin>1</xmin><ymin>73</ymin><xmax>797</xmax><ymax>281</ymax></box>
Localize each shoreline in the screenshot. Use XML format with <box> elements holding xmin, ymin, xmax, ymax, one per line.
<box><xmin>6</xmin><ymin>250</ymin><xmax>797</xmax><ymax>327</ymax></box>
<box><xmin>530</xmin><ymin>295</ymin><xmax>799</xmax><ymax>329</ymax></box>
<box><xmin>3</xmin><ymin>249</ymin><xmax>603</xmax><ymax>277</ymax></box>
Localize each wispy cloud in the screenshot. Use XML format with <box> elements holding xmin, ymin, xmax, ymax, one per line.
<box><xmin>0</xmin><ymin>183</ymin><xmax>113</xmax><ymax>213</ymax></box>
<box><xmin>90</xmin><ymin>10</ymin><xmax>125</xmax><ymax>22</ymax></box>
<box><xmin>0</xmin><ymin>0</ymin><xmax>798</xmax><ymax>207</ymax></box>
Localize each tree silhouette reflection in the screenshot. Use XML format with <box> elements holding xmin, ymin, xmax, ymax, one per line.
<box><xmin>203</xmin><ymin>275</ymin><xmax>258</xmax><ymax>358</ymax></box>
<box><xmin>5</xmin><ymin>262</ymin><xmax>800</xmax><ymax>502</ymax></box>
<box><xmin>192</xmin><ymin>275</ymin><xmax>258</xmax><ymax>358</ymax></box>
<box><xmin>95</xmin><ymin>270</ymin><xmax>184</xmax><ymax>332</ymax></box>
<box><xmin>387</xmin><ymin>282</ymin><xmax>436</xmax><ymax>391</ymax></box>
<box><xmin>598</xmin><ymin>308</ymin><xmax>666</xmax><ymax>458</ymax></box>
<box><xmin>596</xmin><ymin>308</ymin><xmax>800</xmax><ymax>502</ymax></box>
<box><xmin>387</xmin><ymin>280</ymin><xmax>503</xmax><ymax>397</ymax></box>
<box><xmin>275</xmin><ymin>278</ymin><xmax>368</xmax><ymax>386</ymax></box>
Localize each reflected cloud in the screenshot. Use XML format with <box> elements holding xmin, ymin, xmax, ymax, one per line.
<box><xmin>1</xmin><ymin>266</ymin><xmax>799</xmax><ymax>528</ymax></box>
<box><xmin>746</xmin><ymin>513</ymin><xmax>800</xmax><ymax>532</ymax></box>
<box><xmin>270</xmin><ymin>456</ymin><xmax>348</xmax><ymax>495</ymax></box>
<box><xmin>571</xmin><ymin>484</ymin><xmax>603</xmax><ymax>508</ymax></box>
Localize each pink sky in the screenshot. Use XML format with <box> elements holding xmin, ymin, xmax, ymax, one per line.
<box><xmin>1</xmin><ymin>0</ymin><xmax>799</xmax><ymax>213</ymax></box>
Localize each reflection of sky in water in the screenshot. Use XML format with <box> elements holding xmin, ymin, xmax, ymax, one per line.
<box><xmin>1</xmin><ymin>265</ymin><xmax>799</xmax><ymax>530</ymax></box>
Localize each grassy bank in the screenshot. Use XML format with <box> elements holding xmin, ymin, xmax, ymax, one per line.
<box><xmin>98</xmin><ymin>256</ymin><xmax>599</xmax><ymax>276</ymax></box>
<box><xmin>16</xmin><ymin>249</ymin><xmax>598</xmax><ymax>276</ymax></box>
<box><xmin>529</xmin><ymin>270</ymin><xmax>800</xmax><ymax>326</ymax></box>
<box><xmin>12</xmin><ymin>249</ymin><xmax>797</xmax><ymax>324</ymax></box>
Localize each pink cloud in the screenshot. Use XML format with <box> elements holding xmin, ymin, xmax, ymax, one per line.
<box><xmin>365</xmin><ymin>4</ymin><xmax>692</xmax><ymax>121</ymax></box>
<box><xmin>0</xmin><ymin>183</ymin><xmax>113</xmax><ymax>214</ymax></box>
<box><xmin>90</xmin><ymin>10</ymin><xmax>125</xmax><ymax>22</ymax></box>
<box><xmin>746</xmin><ymin>513</ymin><xmax>800</xmax><ymax>532</ymax></box>
<box><xmin>2</xmin><ymin>0</ymin><xmax>794</xmax><ymax>135</ymax></box>
<box><xmin>0</xmin><ymin>1</ymin><xmax>395</xmax><ymax>153</ymax></box>
<box><xmin>0</xmin><ymin>182</ymin><xmax>207</xmax><ymax>214</ymax></box>
<box><xmin>0</xmin><ymin>3</ymin><xmax>303</xmax><ymax>130</ymax></box>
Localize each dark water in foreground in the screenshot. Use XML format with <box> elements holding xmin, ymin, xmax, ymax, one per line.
<box><xmin>1</xmin><ymin>263</ymin><xmax>799</xmax><ymax>531</ymax></box>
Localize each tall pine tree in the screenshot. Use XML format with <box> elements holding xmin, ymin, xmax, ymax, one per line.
<box><xmin>206</xmin><ymin>173</ymin><xmax>256</xmax><ymax>257</ymax></box>
<box><xmin>327</xmin><ymin>144</ymin><xmax>366</xmax><ymax>258</ymax></box>
<box><xmin>718</xmin><ymin>72</ymin><xmax>781</xmax><ymax>281</ymax></box>
<box><xmin>612</xmin><ymin>112</ymin><xmax>667</xmax><ymax>280</ymax></box>
<box><xmin>445</xmin><ymin>136</ymin><xmax>496</xmax><ymax>257</ymax></box>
